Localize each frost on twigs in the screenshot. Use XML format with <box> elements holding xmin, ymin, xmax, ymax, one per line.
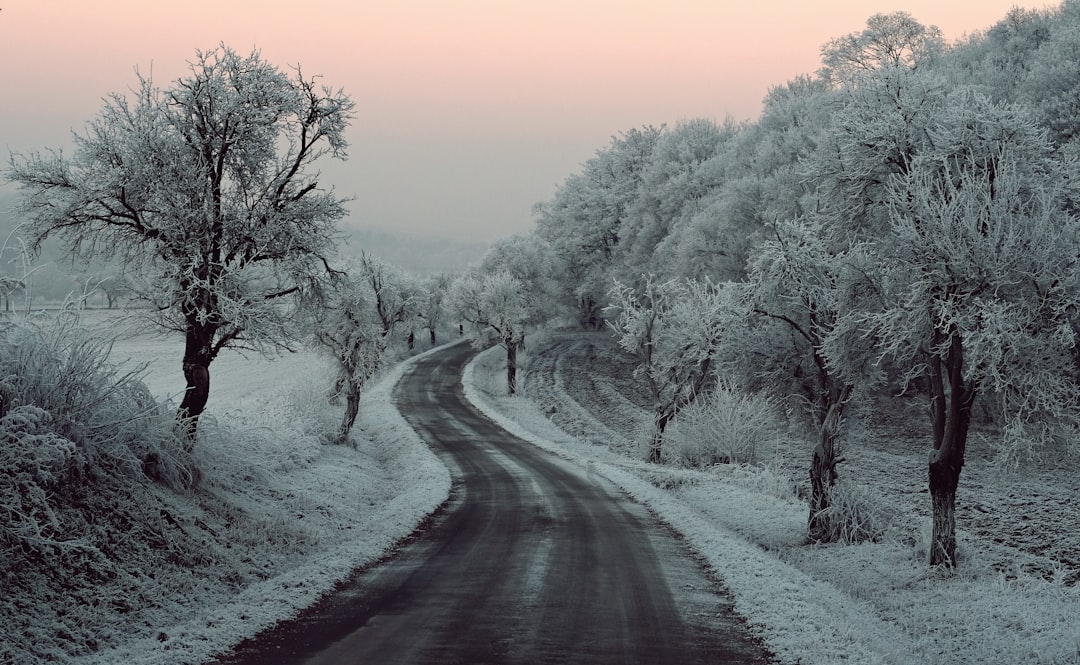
<box><xmin>606</xmin><ymin>274</ymin><xmax>747</xmax><ymax>463</ymax></box>
<box><xmin>451</xmin><ymin>270</ymin><xmax>529</xmax><ymax>394</ymax></box>
<box><xmin>6</xmin><ymin>45</ymin><xmax>355</xmax><ymax>440</ymax></box>
<box><xmin>663</xmin><ymin>381</ymin><xmax>786</xmax><ymax>468</ymax></box>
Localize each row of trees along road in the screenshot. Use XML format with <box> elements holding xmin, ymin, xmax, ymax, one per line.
<box><xmin>508</xmin><ymin>6</ymin><xmax>1080</xmax><ymax>568</ymax></box>
<box><xmin>3</xmin><ymin>45</ymin><xmax>521</xmax><ymax>455</ymax></box>
<box><xmin>9</xmin><ymin>7</ymin><xmax>1080</xmax><ymax>572</ymax></box>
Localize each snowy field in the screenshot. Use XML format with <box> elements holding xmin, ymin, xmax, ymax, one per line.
<box><xmin>4</xmin><ymin>310</ymin><xmax>450</xmax><ymax>665</ymax></box>
<box><xmin>462</xmin><ymin>332</ymin><xmax>1080</xmax><ymax>665</ymax></box>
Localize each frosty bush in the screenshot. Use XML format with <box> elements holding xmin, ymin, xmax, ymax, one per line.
<box><xmin>0</xmin><ymin>317</ymin><xmax>187</xmax><ymax>554</ymax></box>
<box><xmin>663</xmin><ymin>382</ymin><xmax>784</xmax><ymax>467</ymax></box>
<box><xmin>810</xmin><ymin>480</ymin><xmax>896</xmax><ymax>544</ymax></box>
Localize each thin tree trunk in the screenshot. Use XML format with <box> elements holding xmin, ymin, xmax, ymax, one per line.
<box><xmin>338</xmin><ymin>378</ymin><xmax>362</xmax><ymax>445</ymax></box>
<box><xmin>407</xmin><ymin>330</ymin><xmax>415</xmax><ymax>350</ymax></box>
<box><xmin>649</xmin><ymin>409</ymin><xmax>674</xmax><ymax>463</ymax></box>
<box><xmin>429</xmin><ymin>328</ymin><xmax>437</xmax><ymax>346</ymax></box>
<box><xmin>506</xmin><ymin>340</ymin><xmax>517</xmax><ymax>395</ymax></box>
<box><xmin>329</xmin><ymin>371</ymin><xmax>345</xmax><ymax>405</ymax></box>
<box><xmin>807</xmin><ymin>429</ymin><xmax>839</xmax><ymax>542</ymax></box>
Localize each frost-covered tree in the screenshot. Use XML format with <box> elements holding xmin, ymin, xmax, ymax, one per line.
<box><xmin>619</xmin><ymin>119</ymin><xmax>739</xmax><ymax>282</ymax></box>
<box><xmin>666</xmin><ymin>77</ymin><xmax>835</xmax><ymax>283</ymax></box>
<box><xmin>826</xmin><ymin>95</ymin><xmax>1080</xmax><ymax>566</ymax></box>
<box><xmin>452</xmin><ymin>270</ymin><xmax>528</xmax><ymax>394</ymax></box>
<box><xmin>943</xmin><ymin>5</ymin><xmax>1055</xmax><ymax>103</ymax></box>
<box><xmin>747</xmin><ymin>219</ymin><xmax>861</xmax><ymax>542</ymax></box>
<box><xmin>819</xmin><ymin>11</ymin><xmax>945</xmax><ymax>87</ymax></box>
<box><xmin>308</xmin><ymin>267</ymin><xmax>385</xmax><ymax>445</ymax></box>
<box><xmin>480</xmin><ymin>234</ymin><xmax>561</xmax><ymax>326</ymax></box>
<box><xmin>418</xmin><ymin>273</ymin><xmax>452</xmax><ymax>346</ymax></box>
<box><xmin>1007</xmin><ymin>2</ymin><xmax>1080</xmax><ymax>147</ymax></box>
<box><xmin>533</xmin><ymin>126</ymin><xmax>661</xmax><ymax>328</ymax></box>
<box><xmin>6</xmin><ymin>46</ymin><xmax>353</xmax><ymax>441</ymax></box>
<box><xmin>607</xmin><ymin>275</ymin><xmax>745</xmax><ymax>463</ymax></box>
<box><xmin>358</xmin><ymin>252</ymin><xmax>419</xmax><ymax>340</ymax></box>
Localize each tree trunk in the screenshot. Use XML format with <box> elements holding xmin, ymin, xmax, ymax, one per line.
<box><xmin>337</xmin><ymin>378</ymin><xmax>362</xmax><ymax>445</ymax></box>
<box><xmin>506</xmin><ymin>340</ymin><xmax>517</xmax><ymax>395</ymax></box>
<box><xmin>807</xmin><ymin>386</ymin><xmax>849</xmax><ymax>543</ymax></box>
<box><xmin>329</xmin><ymin>371</ymin><xmax>345</xmax><ymax>405</ymax></box>
<box><xmin>649</xmin><ymin>409</ymin><xmax>674</xmax><ymax>463</ymax></box>
<box><xmin>929</xmin><ymin>449</ymin><xmax>961</xmax><ymax>566</ymax></box>
<box><xmin>429</xmin><ymin>328</ymin><xmax>437</xmax><ymax>346</ymax></box>
<box><xmin>579</xmin><ymin>296</ymin><xmax>602</xmax><ymax>330</ymax></box>
<box><xmin>807</xmin><ymin>432</ymin><xmax>838</xmax><ymax>542</ymax></box>
<box><xmin>928</xmin><ymin>332</ymin><xmax>973</xmax><ymax>567</ymax></box>
<box><xmin>177</xmin><ymin>323</ymin><xmax>213</xmax><ymax>446</ymax></box>
<box><xmin>407</xmin><ymin>330</ymin><xmax>415</xmax><ymax>350</ymax></box>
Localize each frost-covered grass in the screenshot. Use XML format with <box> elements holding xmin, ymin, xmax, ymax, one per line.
<box><xmin>0</xmin><ymin>310</ymin><xmax>450</xmax><ymax>665</ymax></box>
<box><xmin>465</xmin><ymin>341</ymin><xmax>1080</xmax><ymax>665</ymax></box>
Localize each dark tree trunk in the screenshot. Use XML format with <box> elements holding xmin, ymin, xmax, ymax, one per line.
<box><xmin>807</xmin><ymin>430</ymin><xmax>839</xmax><ymax>542</ymax></box>
<box><xmin>928</xmin><ymin>332</ymin><xmax>974</xmax><ymax>567</ymax></box>
<box><xmin>929</xmin><ymin>449</ymin><xmax>962</xmax><ymax>566</ymax></box>
<box><xmin>177</xmin><ymin>322</ymin><xmax>213</xmax><ymax>445</ymax></box>
<box><xmin>579</xmin><ymin>296</ymin><xmax>603</xmax><ymax>330</ymax></box>
<box><xmin>807</xmin><ymin>384</ymin><xmax>851</xmax><ymax>543</ymax></box>
<box><xmin>329</xmin><ymin>371</ymin><xmax>345</xmax><ymax>405</ymax></box>
<box><xmin>407</xmin><ymin>330</ymin><xmax>415</xmax><ymax>350</ymax></box>
<box><xmin>505</xmin><ymin>340</ymin><xmax>517</xmax><ymax>395</ymax></box>
<box><xmin>337</xmin><ymin>378</ymin><xmax>362</xmax><ymax>445</ymax></box>
<box><xmin>429</xmin><ymin>328</ymin><xmax>437</xmax><ymax>346</ymax></box>
<box><xmin>649</xmin><ymin>409</ymin><xmax>674</xmax><ymax>463</ymax></box>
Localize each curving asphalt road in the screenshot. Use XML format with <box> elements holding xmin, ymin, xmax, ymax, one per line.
<box><xmin>214</xmin><ymin>343</ymin><xmax>771</xmax><ymax>664</ymax></box>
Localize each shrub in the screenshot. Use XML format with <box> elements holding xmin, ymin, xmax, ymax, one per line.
<box><xmin>0</xmin><ymin>317</ymin><xmax>188</xmax><ymax>554</ymax></box>
<box><xmin>663</xmin><ymin>381</ymin><xmax>785</xmax><ymax>467</ymax></box>
<box><xmin>811</xmin><ymin>480</ymin><xmax>897</xmax><ymax>544</ymax></box>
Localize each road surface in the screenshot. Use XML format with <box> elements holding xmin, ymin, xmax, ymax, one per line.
<box><xmin>214</xmin><ymin>343</ymin><xmax>771</xmax><ymax>664</ymax></box>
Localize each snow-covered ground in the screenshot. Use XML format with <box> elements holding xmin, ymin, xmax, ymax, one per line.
<box><xmin>5</xmin><ymin>311</ymin><xmax>451</xmax><ymax>665</ymax></box>
<box><xmin>462</xmin><ymin>333</ymin><xmax>1080</xmax><ymax>665</ymax></box>
<box><xmin>9</xmin><ymin>309</ymin><xmax>1074</xmax><ymax>664</ymax></box>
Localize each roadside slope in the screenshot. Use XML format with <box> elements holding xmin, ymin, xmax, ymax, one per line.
<box><xmin>28</xmin><ymin>327</ymin><xmax>454</xmax><ymax>665</ymax></box>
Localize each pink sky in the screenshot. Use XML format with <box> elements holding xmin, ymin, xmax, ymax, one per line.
<box><xmin>0</xmin><ymin>1</ymin><xmax>1057</xmax><ymax>240</ymax></box>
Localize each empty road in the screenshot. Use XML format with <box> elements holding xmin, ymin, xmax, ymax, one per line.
<box><xmin>214</xmin><ymin>342</ymin><xmax>771</xmax><ymax>664</ymax></box>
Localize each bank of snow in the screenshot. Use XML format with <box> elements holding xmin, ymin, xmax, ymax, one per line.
<box><xmin>462</xmin><ymin>344</ymin><xmax>1080</xmax><ymax>665</ymax></box>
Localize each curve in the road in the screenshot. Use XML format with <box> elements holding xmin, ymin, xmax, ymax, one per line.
<box><xmin>213</xmin><ymin>342</ymin><xmax>772</xmax><ymax>665</ymax></box>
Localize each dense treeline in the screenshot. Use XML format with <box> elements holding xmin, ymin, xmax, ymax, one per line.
<box><xmin>478</xmin><ymin>4</ymin><xmax>1080</xmax><ymax>567</ymax></box>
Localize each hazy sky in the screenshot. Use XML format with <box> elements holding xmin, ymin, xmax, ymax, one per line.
<box><xmin>0</xmin><ymin>1</ymin><xmax>1054</xmax><ymax>241</ymax></box>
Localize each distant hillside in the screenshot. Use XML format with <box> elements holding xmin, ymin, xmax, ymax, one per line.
<box><xmin>337</xmin><ymin>226</ymin><xmax>490</xmax><ymax>275</ymax></box>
